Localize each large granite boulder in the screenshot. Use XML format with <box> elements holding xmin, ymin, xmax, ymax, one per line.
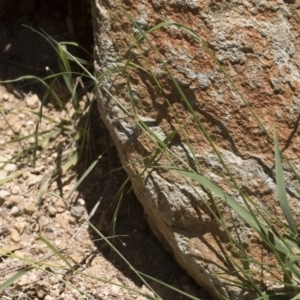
<box><xmin>91</xmin><ymin>1</ymin><xmax>300</xmax><ymax>299</ymax></box>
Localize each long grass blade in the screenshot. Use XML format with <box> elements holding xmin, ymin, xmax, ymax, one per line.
<box><xmin>0</xmin><ymin>266</ymin><xmax>34</xmax><ymax>291</ymax></box>
<box><xmin>174</xmin><ymin>168</ymin><xmax>296</xmax><ymax>259</ymax></box>
<box><xmin>36</xmin><ymin>233</ymin><xmax>74</xmax><ymax>271</ymax></box>
<box><xmin>274</xmin><ymin>130</ymin><xmax>297</xmax><ymax>235</ymax></box>
<box><xmin>0</xmin><ymin>171</ymin><xmax>23</xmax><ymax>185</ymax></box>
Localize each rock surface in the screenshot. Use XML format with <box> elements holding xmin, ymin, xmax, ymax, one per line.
<box><xmin>92</xmin><ymin>1</ymin><xmax>300</xmax><ymax>299</ymax></box>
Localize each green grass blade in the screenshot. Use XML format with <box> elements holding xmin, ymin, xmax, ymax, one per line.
<box><xmin>174</xmin><ymin>168</ymin><xmax>295</xmax><ymax>257</ymax></box>
<box><xmin>0</xmin><ymin>170</ymin><xmax>24</xmax><ymax>185</ymax></box>
<box><xmin>36</xmin><ymin>233</ymin><xmax>74</xmax><ymax>271</ymax></box>
<box><xmin>176</xmin><ymin>169</ymin><xmax>257</xmax><ymax>226</ymax></box>
<box><xmin>0</xmin><ymin>266</ymin><xmax>34</xmax><ymax>291</ymax></box>
<box><xmin>274</xmin><ymin>130</ymin><xmax>297</xmax><ymax>235</ymax></box>
<box><xmin>261</xmin><ymin>292</ymin><xmax>270</xmax><ymax>300</ymax></box>
<box><xmin>57</xmin><ymin>44</ymin><xmax>74</xmax><ymax>93</ymax></box>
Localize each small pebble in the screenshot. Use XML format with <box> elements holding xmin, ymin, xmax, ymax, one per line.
<box><xmin>12</xmin><ymin>122</ymin><xmax>23</xmax><ymax>134</ymax></box>
<box><xmin>37</xmin><ymin>289</ymin><xmax>47</xmax><ymax>299</ymax></box>
<box><xmin>4</xmin><ymin>163</ymin><xmax>17</xmax><ymax>172</ymax></box>
<box><xmin>27</xmin><ymin>174</ymin><xmax>41</xmax><ymax>187</ymax></box>
<box><xmin>78</xmin><ymin>198</ymin><xmax>85</xmax><ymax>206</ymax></box>
<box><xmin>32</xmin><ymin>211</ymin><xmax>41</xmax><ymax>220</ymax></box>
<box><xmin>10</xmin><ymin>206</ymin><xmax>19</xmax><ymax>216</ymax></box>
<box><xmin>10</xmin><ymin>185</ymin><xmax>20</xmax><ymax>195</ymax></box>
<box><xmin>68</xmin><ymin>216</ymin><xmax>77</xmax><ymax>224</ymax></box>
<box><xmin>2</xmin><ymin>93</ymin><xmax>9</xmax><ymax>100</ymax></box>
<box><xmin>0</xmin><ymin>189</ymin><xmax>10</xmax><ymax>200</ymax></box>
<box><xmin>55</xmin><ymin>198</ymin><xmax>67</xmax><ymax>213</ymax></box>
<box><xmin>25</xmin><ymin>94</ymin><xmax>40</xmax><ymax>109</ymax></box>
<box><xmin>25</xmin><ymin>120</ymin><xmax>35</xmax><ymax>127</ymax></box>
<box><xmin>18</xmin><ymin>113</ymin><xmax>26</xmax><ymax>120</ymax></box>
<box><xmin>70</xmin><ymin>206</ymin><xmax>85</xmax><ymax>218</ymax></box>
<box><xmin>33</xmin><ymin>165</ymin><xmax>45</xmax><ymax>173</ymax></box>
<box><xmin>55</xmin><ymin>213</ymin><xmax>69</xmax><ymax>229</ymax></box>
<box><xmin>14</xmin><ymin>221</ymin><xmax>26</xmax><ymax>234</ymax></box>
<box><xmin>7</xmin><ymin>195</ymin><xmax>23</xmax><ymax>207</ymax></box>
<box><xmin>23</xmin><ymin>199</ymin><xmax>37</xmax><ymax>214</ymax></box>
<box><xmin>10</xmin><ymin>228</ymin><xmax>20</xmax><ymax>242</ymax></box>
<box><xmin>5</xmin><ymin>113</ymin><xmax>18</xmax><ymax>128</ymax></box>
<box><xmin>48</xmin><ymin>205</ymin><xmax>57</xmax><ymax>216</ymax></box>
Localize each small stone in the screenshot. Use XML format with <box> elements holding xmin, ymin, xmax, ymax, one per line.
<box><xmin>0</xmin><ymin>189</ymin><xmax>10</xmax><ymax>200</ymax></box>
<box><xmin>10</xmin><ymin>206</ymin><xmax>19</xmax><ymax>216</ymax></box>
<box><xmin>33</xmin><ymin>165</ymin><xmax>45</xmax><ymax>173</ymax></box>
<box><xmin>23</xmin><ymin>199</ymin><xmax>37</xmax><ymax>214</ymax></box>
<box><xmin>18</xmin><ymin>113</ymin><xmax>26</xmax><ymax>120</ymax></box>
<box><xmin>48</xmin><ymin>205</ymin><xmax>57</xmax><ymax>216</ymax></box>
<box><xmin>2</xmin><ymin>93</ymin><xmax>9</xmax><ymax>100</ymax></box>
<box><xmin>70</xmin><ymin>206</ymin><xmax>85</xmax><ymax>218</ymax></box>
<box><xmin>50</xmin><ymin>287</ymin><xmax>60</xmax><ymax>298</ymax></box>
<box><xmin>14</xmin><ymin>221</ymin><xmax>26</xmax><ymax>234</ymax></box>
<box><xmin>32</xmin><ymin>211</ymin><xmax>41</xmax><ymax>220</ymax></box>
<box><xmin>69</xmin><ymin>254</ymin><xmax>84</xmax><ymax>264</ymax></box>
<box><xmin>49</xmin><ymin>277</ymin><xmax>59</xmax><ymax>285</ymax></box>
<box><xmin>4</xmin><ymin>163</ymin><xmax>17</xmax><ymax>172</ymax></box>
<box><xmin>10</xmin><ymin>185</ymin><xmax>20</xmax><ymax>195</ymax></box>
<box><xmin>12</xmin><ymin>122</ymin><xmax>23</xmax><ymax>134</ymax></box>
<box><xmin>10</xmin><ymin>228</ymin><xmax>20</xmax><ymax>242</ymax></box>
<box><xmin>37</xmin><ymin>289</ymin><xmax>47</xmax><ymax>299</ymax></box>
<box><xmin>68</xmin><ymin>216</ymin><xmax>77</xmax><ymax>224</ymax></box>
<box><xmin>26</xmin><ymin>120</ymin><xmax>35</xmax><ymax>127</ymax></box>
<box><xmin>45</xmin><ymin>295</ymin><xmax>55</xmax><ymax>300</ymax></box>
<box><xmin>111</xmin><ymin>284</ymin><xmax>121</xmax><ymax>295</ymax></box>
<box><xmin>25</xmin><ymin>94</ymin><xmax>40</xmax><ymax>109</ymax></box>
<box><xmin>23</xmin><ymin>171</ymin><xmax>31</xmax><ymax>179</ymax></box>
<box><xmin>27</xmin><ymin>174</ymin><xmax>41</xmax><ymax>187</ymax></box>
<box><xmin>55</xmin><ymin>198</ymin><xmax>67</xmax><ymax>213</ymax></box>
<box><xmin>54</xmin><ymin>240</ymin><xmax>62</xmax><ymax>247</ymax></box>
<box><xmin>77</xmin><ymin>198</ymin><xmax>85</xmax><ymax>206</ymax></box>
<box><xmin>59</xmin><ymin>110</ymin><xmax>71</xmax><ymax>123</ymax></box>
<box><xmin>7</xmin><ymin>195</ymin><xmax>23</xmax><ymax>207</ymax></box>
<box><xmin>71</xmin><ymin>289</ymin><xmax>82</xmax><ymax>299</ymax></box>
<box><xmin>5</xmin><ymin>113</ymin><xmax>18</xmax><ymax>129</ymax></box>
<box><xmin>55</xmin><ymin>213</ymin><xmax>69</xmax><ymax>229</ymax></box>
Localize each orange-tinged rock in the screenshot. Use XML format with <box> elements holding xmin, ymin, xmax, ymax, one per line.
<box><xmin>92</xmin><ymin>1</ymin><xmax>300</xmax><ymax>298</ymax></box>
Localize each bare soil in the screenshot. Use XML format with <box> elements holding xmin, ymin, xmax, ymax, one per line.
<box><xmin>0</xmin><ymin>1</ymin><xmax>211</xmax><ymax>299</ymax></box>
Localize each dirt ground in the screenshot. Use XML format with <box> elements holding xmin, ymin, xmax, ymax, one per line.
<box><xmin>0</xmin><ymin>1</ymin><xmax>211</xmax><ymax>299</ymax></box>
